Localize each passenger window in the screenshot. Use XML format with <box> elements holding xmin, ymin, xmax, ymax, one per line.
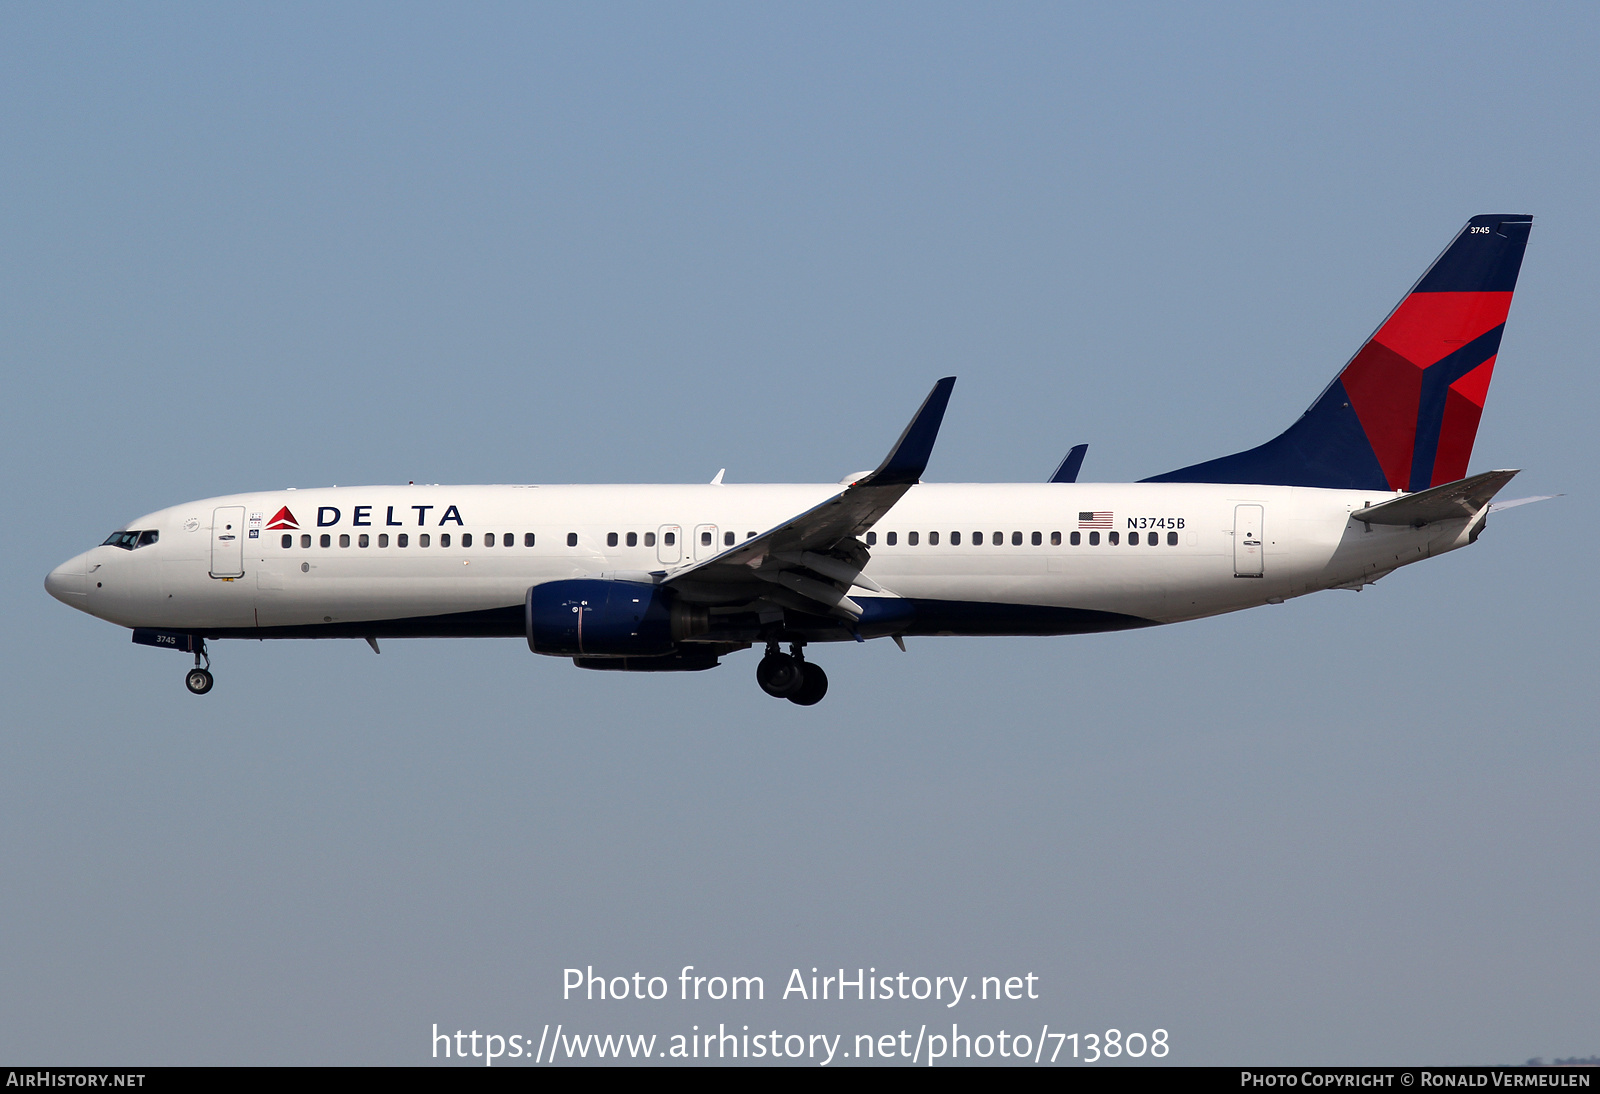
<box><xmin>320</xmin><ymin>534</ymin><xmax>331</xmax><ymax>548</ymax></box>
<box><xmin>1129</xmin><ymin>532</ymin><xmax>1139</xmax><ymax>545</ymax></box>
<box><xmin>662</xmin><ymin>531</ymin><xmax>674</xmax><ymax>546</ymax></box>
<box><xmin>504</xmin><ymin>533</ymin><xmax>513</xmax><ymax>547</ymax></box>
<box><xmin>1070</xmin><ymin>531</ymin><xmax>1080</xmax><ymax>546</ymax></box>
<box><xmin>378</xmin><ymin>534</ymin><xmax>389</xmax><ymax>547</ymax></box>
<box><xmin>607</xmin><ymin>532</ymin><xmax>618</xmax><ymax>547</ymax></box>
<box><xmin>1109</xmin><ymin>531</ymin><xmax>1119</xmax><ymax>545</ymax></box>
<box><xmin>339</xmin><ymin>534</ymin><xmax>351</xmax><ymax>548</ymax></box>
<box><xmin>486</xmin><ymin>532</ymin><xmax>496</xmax><ymax>547</ymax></box>
<box><xmin>993</xmin><ymin>532</ymin><xmax>1003</xmax><ymax>546</ymax></box>
<box><xmin>441</xmin><ymin>533</ymin><xmax>452</xmax><ymax>547</ymax></box>
<box><xmin>1051</xmin><ymin>531</ymin><xmax>1061</xmax><ymax>546</ymax></box>
<box><xmin>701</xmin><ymin>530</ymin><xmax>712</xmax><ymax>546</ymax></box>
<box><xmin>626</xmin><ymin>532</ymin><xmax>637</xmax><ymax>547</ymax></box>
<box><xmin>525</xmin><ymin>533</ymin><xmax>536</xmax><ymax>547</ymax></box>
<box><xmin>746</xmin><ymin>531</ymin><xmax>756</xmax><ymax>539</ymax></box>
<box><xmin>1089</xmin><ymin>531</ymin><xmax>1100</xmax><ymax>546</ymax></box>
<box><xmin>282</xmin><ymin>534</ymin><xmax>292</xmax><ymax>549</ymax></box>
<box><xmin>929</xmin><ymin>531</ymin><xmax>939</xmax><ymax>545</ymax></box>
<box><xmin>461</xmin><ymin>533</ymin><xmax>472</xmax><ymax>548</ymax></box>
<box><xmin>567</xmin><ymin>532</ymin><xmax>578</xmax><ymax>547</ymax></box>
<box><xmin>866</xmin><ymin>532</ymin><xmax>877</xmax><ymax>546</ymax></box>
<box><xmin>973</xmin><ymin>532</ymin><xmax>983</xmax><ymax>545</ymax></box>
<box><xmin>301</xmin><ymin>534</ymin><xmax>311</xmax><ymax>548</ymax></box>
<box><xmin>908</xmin><ymin>531</ymin><xmax>918</xmax><ymax>546</ymax></box>
<box><xmin>1031</xmin><ymin>531</ymin><xmax>1042</xmax><ymax>546</ymax></box>
<box><xmin>645</xmin><ymin>532</ymin><xmax>656</xmax><ymax>547</ymax></box>
<box><xmin>398</xmin><ymin>533</ymin><xmax>409</xmax><ymax>547</ymax></box>
<box><xmin>419</xmin><ymin>534</ymin><xmax>431</xmax><ymax>547</ymax></box>
<box><xmin>1012</xmin><ymin>531</ymin><xmax>1022</xmax><ymax>546</ymax></box>
<box><xmin>724</xmin><ymin>531</ymin><xmax>735</xmax><ymax>546</ymax></box>
<box><xmin>358</xmin><ymin>534</ymin><xmax>370</xmax><ymax>548</ymax></box>
<box><xmin>1167</xmin><ymin>531</ymin><xmax>1178</xmax><ymax>546</ymax></box>
<box><xmin>886</xmin><ymin>532</ymin><xmax>897</xmax><ymax>546</ymax></box>
<box><xmin>950</xmin><ymin>531</ymin><xmax>961</xmax><ymax>545</ymax></box>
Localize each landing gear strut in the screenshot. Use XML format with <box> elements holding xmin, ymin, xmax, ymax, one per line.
<box><xmin>755</xmin><ymin>642</ymin><xmax>828</xmax><ymax>705</ymax></box>
<box><xmin>184</xmin><ymin>640</ymin><xmax>213</xmax><ymax>695</ymax></box>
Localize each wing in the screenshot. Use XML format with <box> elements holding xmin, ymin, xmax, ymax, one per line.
<box><xmin>661</xmin><ymin>377</ymin><xmax>956</xmax><ymax>620</ymax></box>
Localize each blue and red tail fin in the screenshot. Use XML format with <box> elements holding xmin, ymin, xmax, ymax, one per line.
<box><xmin>1144</xmin><ymin>214</ymin><xmax>1532</xmax><ymax>492</ymax></box>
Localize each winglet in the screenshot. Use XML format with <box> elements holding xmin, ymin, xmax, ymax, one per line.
<box><xmin>859</xmin><ymin>377</ymin><xmax>956</xmax><ymax>487</ymax></box>
<box><xmin>1049</xmin><ymin>443</ymin><xmax>1088</xmax><ymax>484</ymax></box>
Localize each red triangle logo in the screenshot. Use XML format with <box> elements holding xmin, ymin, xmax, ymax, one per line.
<box><xmin>265</xmin><ymin>506</ymin><xmax>299</xmax><ymax>530</ymax></box>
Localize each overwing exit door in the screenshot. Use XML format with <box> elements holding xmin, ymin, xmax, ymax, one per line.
<box><xmin>656</xmin><ymin>525</ymin><xmax>682</xmax><ymax>565</ymax></box>
<box><xmin>694</xmin><ymin>524</ymin><xmax>719</xmax><ymax>561</ymax></box>
<box><xmin>210</xmin><ymin>506</ymin><xmax>246</xmax><ymax>578</ymax></box>
<box><xmin>1233</xmin><ymin>504</ymin><xmax>1264</xmax><ymax>578</ymax></box>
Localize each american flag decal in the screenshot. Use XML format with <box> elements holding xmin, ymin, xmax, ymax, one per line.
<box><xmin>1078</xmin><ymin>511</ymin><xmax>1113</xmax><ymax>529</ymax></box>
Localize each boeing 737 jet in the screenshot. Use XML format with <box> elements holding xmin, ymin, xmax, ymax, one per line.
<box><xmin>46</xmin><ymin>215</ymin><xmax>1537</xmax><ymax>705</ymax></box>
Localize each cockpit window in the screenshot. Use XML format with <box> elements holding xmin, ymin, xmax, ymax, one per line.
<box><xmin>102</xmin><ymin>530</ymin><xmax>157</xmax><ymax>550</ymax></box>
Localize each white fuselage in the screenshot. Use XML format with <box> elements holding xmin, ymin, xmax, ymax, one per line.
<box><xmin>46</xmin><ymin>481</ymin><xmax>1477</xmax><ymax>639</ymax></box>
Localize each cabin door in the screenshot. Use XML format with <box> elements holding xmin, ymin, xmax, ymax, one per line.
<box><xmin>1233</xmin><ymin>504</ymin><xmax>1264</xmax><ymax>578</ymax></box>
<box><xmin>210</xmin><ymin>506</ymin><xmax>246</xmax><ymax>578</ymax></box>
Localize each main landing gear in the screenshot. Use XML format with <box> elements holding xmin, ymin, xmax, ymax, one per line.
<box><xmin>756</xmin><ymin>642</ymin><xmax>828</xmax><ymax>706</ymax></box>
<box><xmin>184</xmin><ymin>640</ymin><xmax>213</xmax><ymax>695</ymax></box>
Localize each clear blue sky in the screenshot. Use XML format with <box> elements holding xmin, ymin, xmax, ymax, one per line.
<box><xmin>2</xmin><ymin>2</ymin><xmax>1596</xmax><ymax>1065</ymax></box>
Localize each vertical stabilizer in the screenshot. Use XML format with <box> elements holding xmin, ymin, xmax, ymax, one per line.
<box><xmin>1145</xmin><ymin>215</ymin><xmax>1532</xmax><ymax>492</ymax></box>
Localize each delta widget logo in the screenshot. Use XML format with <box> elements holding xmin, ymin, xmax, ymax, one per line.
<box><xmin>265</xmin><ymin>507</ymin><xmax>299</xmax><ymax>530</ymax></box>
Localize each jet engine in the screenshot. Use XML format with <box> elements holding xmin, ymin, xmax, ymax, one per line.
<box><xmin>525</xmin><ymin>579</ymin><xmax>708</xmax><ymax>658</ymax></box>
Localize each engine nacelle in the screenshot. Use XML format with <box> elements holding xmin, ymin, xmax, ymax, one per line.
<box><xmin>526</xmin><ymin>579</ymin><xmax>705</xmax><ymax>657</ymax></box>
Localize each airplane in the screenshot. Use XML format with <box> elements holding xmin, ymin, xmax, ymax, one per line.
<box><xmin>46</xmin><ymin>214</ymin><xmax>1539</xmax><ymax>705</ymax></box>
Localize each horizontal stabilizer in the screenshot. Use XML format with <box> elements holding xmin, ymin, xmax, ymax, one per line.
<box><xmin>1351</xmin><ymin>469</ymin><xmax>1519</xmax><ymax>526</ymax></box>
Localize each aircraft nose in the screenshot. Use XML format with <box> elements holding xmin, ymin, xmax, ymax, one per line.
<box><xmin>45</xmin><ymin>553</ymin><xmax>89</xmax><ymax>605</ymax></box>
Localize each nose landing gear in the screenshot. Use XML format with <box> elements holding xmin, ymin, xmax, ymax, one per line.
<box><xmin>755</xmin><ymin>642</ymin><xmax>829</xmax><ymax>705</ymax></box>
<box><xmin>184</xmin><ymin>640</ymin><xmax>213</xmax><ymax>695</ymax></box>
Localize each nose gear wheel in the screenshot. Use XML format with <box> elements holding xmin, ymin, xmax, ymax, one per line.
<box><xmin>184</xmin><ymin>639</ymin><xmax>213</xmax><ymax>695</ymax></box>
